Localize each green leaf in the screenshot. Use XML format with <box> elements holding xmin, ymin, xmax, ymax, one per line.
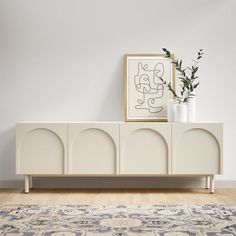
<box><xmin>162</xmin><ymin>48</ymin><xmax>171</xmax><ymax>57</ymax></box>
<box><xmin>189</xmin><ymin>93</ymin><xmax>196</xmax><ymax>97</ymax></box>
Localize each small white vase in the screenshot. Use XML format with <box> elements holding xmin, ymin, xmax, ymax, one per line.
<box><xmin>187</xmin><ymin>97</ymin><xmax>196</xmax><ymax>122</ymax></box>
<box><xmin>167</xmin><ymin>99</ymin><xmax>177</xmax><ymax>122</ymax></box>
<box><xmin>175</xmin><ymin>103</ymin><xmax>187</xmax><ymax>122</ymax></box>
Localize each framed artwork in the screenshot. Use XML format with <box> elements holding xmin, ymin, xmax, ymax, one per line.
<box><xmin>125</xmin><ymin>54</ymin><xmax>175</xmax><ymax>121</ymax></box>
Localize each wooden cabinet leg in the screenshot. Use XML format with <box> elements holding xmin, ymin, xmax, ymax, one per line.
<box><xmin>25</xmin><ymin>175</ymin><xmax>30</xmax><ymax>193</ymax></box>
<box><xmin>210</xmin><ymin>175</ymin><xmax>214</xmax><ymax>194</ymax></box>
<box><xmin>205</xmin><ymin>176</ymin><xmax>210</xmax><ymax>189</ymax></box>
<box><xmin>29</xmin><ymin>176</ymin><xmax>33</xmax><ymax>189</ymax></box>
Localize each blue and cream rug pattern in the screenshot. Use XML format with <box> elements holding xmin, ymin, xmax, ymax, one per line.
<box><xmin>0</xmin><ymin>205</ymin><xmax>236</xmax><ymax>235</ymax></box>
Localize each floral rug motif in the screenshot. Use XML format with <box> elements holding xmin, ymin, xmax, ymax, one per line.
<box><xmin>0</xmin><ymin>205</ymin><xmax>236</xmax><ymax>235</ymax></box>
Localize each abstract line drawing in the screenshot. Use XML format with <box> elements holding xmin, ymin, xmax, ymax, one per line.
<box><xmin>134</xmin><ymin>62</ymin><xmax>165</xmax><ymax>113</ymax></box>
<box><xmin>125</xmin><ymin>54</ymin><xmax>174</xmax><ymax>121</ymax></box>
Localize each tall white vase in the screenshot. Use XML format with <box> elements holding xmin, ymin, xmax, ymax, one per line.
<box><xmin>167</xmin><ymin>99</ymin><xmax>177</xmax><ymax>122</ymax></box>
<box><xmin>175</xmin><ymin>103</ymin><xmax>187</xmax><ymax>122</ymax></box>
<box><xmin>187</xmin><ymin>97</ymin><xmax>196</xmax><ymax>122</ymax></box>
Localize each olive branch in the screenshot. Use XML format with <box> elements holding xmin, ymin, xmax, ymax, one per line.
<box><xmin>159</xmin><ymin>48</ymin><xmax>204</xmax><ymax>104</ymax></box>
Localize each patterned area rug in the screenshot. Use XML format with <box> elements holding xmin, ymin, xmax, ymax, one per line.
<box><xmin>0</xmin><ymin>205</ymin><xmax>236</xmax><ymax>235</ymax></box>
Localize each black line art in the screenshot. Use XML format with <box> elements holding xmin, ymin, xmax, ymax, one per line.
<box><xmin>134</xmin><ymin>62</ymin><xmax>165</xmax><ymax>113</ymax></box>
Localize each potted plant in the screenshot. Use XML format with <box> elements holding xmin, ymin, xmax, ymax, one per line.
<box><xmin>159</xmin><ymin>48</ymin><xmax>204</xmax><ymax>122</ymax></box>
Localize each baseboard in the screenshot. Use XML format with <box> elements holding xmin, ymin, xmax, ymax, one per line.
<box><xmin>213</xmin><ymin>180</ymin><xmax>236</xmax><ymax>188</ymax></box>
<box><xmin>0</xmin><ymin>177</ymin><xmax>236</xmax><ymax>189</ymax></box>
<box><xmin>0</xmin><ymin>180</ymin><xmax>23</xmax><ymax>188</ymax></box>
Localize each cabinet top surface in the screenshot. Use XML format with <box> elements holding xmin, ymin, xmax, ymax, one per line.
<box><xmin>16</xmin><ymin>121</ymin><xmax>223</xmax><ymax>124</ymax></box>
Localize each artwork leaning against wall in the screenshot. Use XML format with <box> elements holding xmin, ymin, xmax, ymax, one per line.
<box><xmin>125</xmin><ymin>54</ymin><xmax>175</xmax><ymax>121</ymax></box>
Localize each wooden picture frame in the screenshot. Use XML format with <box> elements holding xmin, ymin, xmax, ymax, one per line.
<box><xmin>125</xmin><ymin>54</ymin><xmax>175</xmax><ymax>121</ymax></box>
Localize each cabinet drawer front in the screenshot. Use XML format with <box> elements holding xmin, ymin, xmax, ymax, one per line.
<box><xmin>172</xmin><ymin>123</ymin><xmax>223</xmax><ymax>174</ymax></box>
<box><xmin>68</xmin><ymin>124</ymin><xmax>119</xmax><ymax>174</ymax></box>
<box><xmin>16</xmin><ymin>123</ymin><xmax>67</xmax><ymax>174</ymax></box>
<box><xmin>120</xmin><ymin>123</ymin><xmax>171</xmax><ymax>174</ymax></box>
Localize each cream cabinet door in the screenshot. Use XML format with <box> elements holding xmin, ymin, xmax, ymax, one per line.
<box><xmin>172</xmin><ymin>123</ymin><xmax>223</xmax><ymax>174</ymax></box>
<box><xmin>120</xmin><ymin>123</ymin><xmax>171</xmax><ymax>174</ymax></box>
<box><xmin>16</xmin><ymin>123</ymin><xmax>67</xmax><ymax>174</ymax></box>
<box><xmin>68</xmin><ymin>123</ymin><xmax>119</xmax><ymax>174</ymax></box>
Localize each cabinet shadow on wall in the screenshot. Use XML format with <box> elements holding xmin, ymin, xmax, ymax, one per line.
<box><xmin>32</xmin><ymin>176</ymin><xmax>206</xmax><ymax>189</ymax></box>
<box><xmin>0</xmin><ymin>125</ymin><xmax>20</xmax><ymax>180</ymax></box>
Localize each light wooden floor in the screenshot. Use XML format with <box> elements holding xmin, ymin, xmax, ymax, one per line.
<box><xmin>0</xmin><ymin>188</ymin><xmax>236</xmax><ymax>205</ymax></box>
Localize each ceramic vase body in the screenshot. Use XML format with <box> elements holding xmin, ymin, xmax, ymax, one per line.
<box><xmin>167</xmin><ymin>99</ymin><xmax>177</xmax><ymax>122</ymax></box>
<box><xmin>175</xmin><ymin>103</ymin><xmax>187</xmax><ymax>122</ymax></box>
<box><xmin>187</xmin><ymin>97</ymin><xmax>196</xmax><ymax>122</ymax></box>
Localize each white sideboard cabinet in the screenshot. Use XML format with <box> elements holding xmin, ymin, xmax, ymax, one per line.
<box><xmin>16</xmin><ymin>122</ymin><xmax>223</xmax><ymax>193</ymax></box>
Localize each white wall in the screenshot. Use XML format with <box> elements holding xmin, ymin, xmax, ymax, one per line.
<box><xmin>0</xmin><ymin>0</ymin><xmax>236</xmax><ymax>183</ymax></box>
